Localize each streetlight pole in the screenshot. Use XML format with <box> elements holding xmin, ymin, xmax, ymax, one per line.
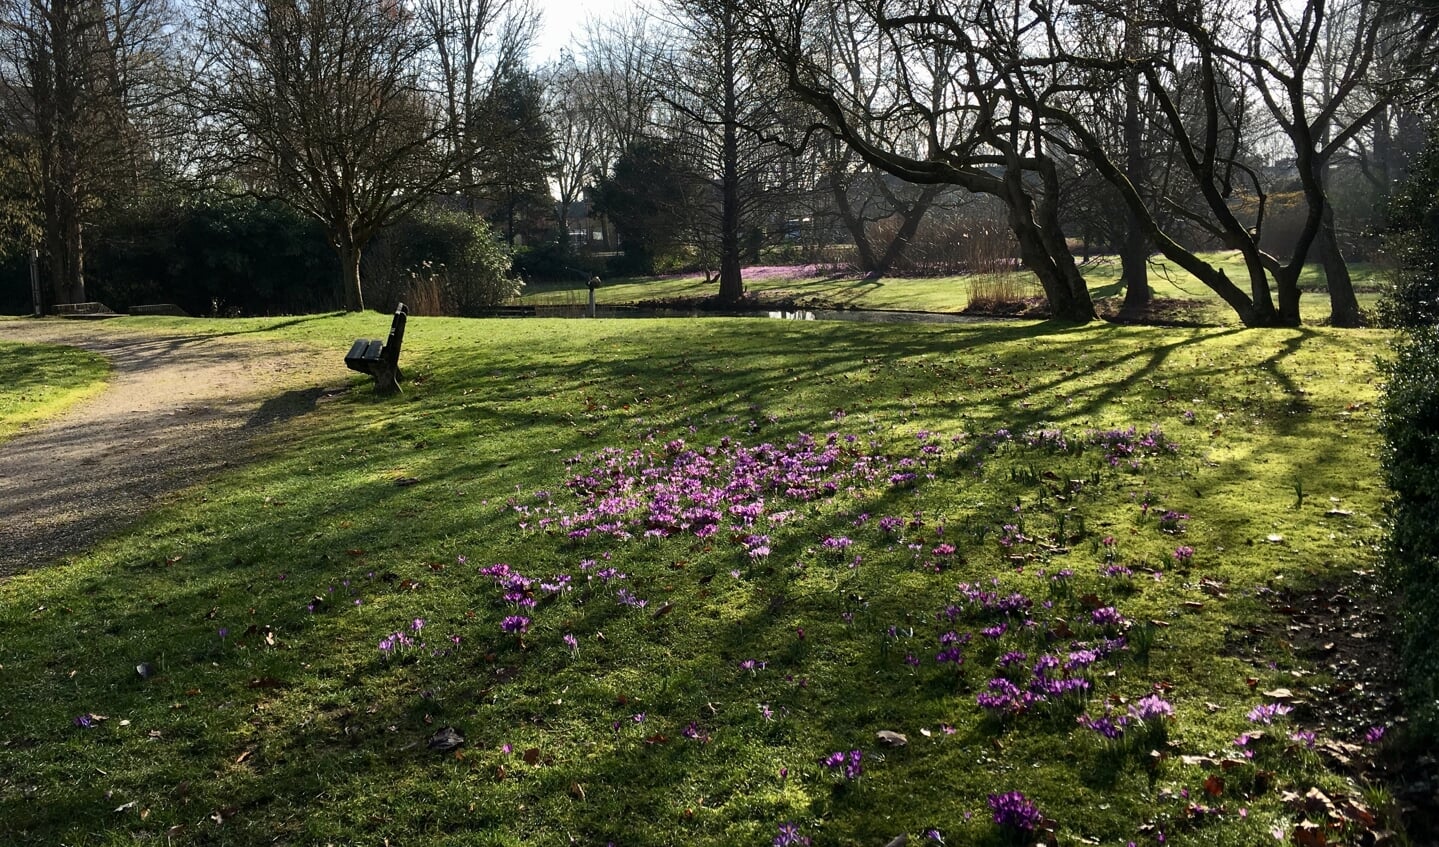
<box><xmin>29</xmin><ymin>247</ymin><xmax>41</xmax><ymax>317</ymax></box>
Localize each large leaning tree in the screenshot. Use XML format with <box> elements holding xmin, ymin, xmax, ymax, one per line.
<box><xmin>755</xmin><ymin>0</ymin><xmax>1098</xmax><ymax>322</ymax></box>
<box><xmin>993</xmin><ymin>0</ymin><xmax>1429</xmax><ymax>326</ymax></box>
<box><xmin>1064</xmin><ymin>0</ymin><xmax>1421</xmax><ymax>326</ymax></box>
<box><xmin>756</xmin><ymin>0</ymin><xmax>1430</xmax><ymax>326</ymax></box>
<box><xmin>197</xmin><ymin>0</ymin><xmax>494</xmax><ymax>312</ymax></box>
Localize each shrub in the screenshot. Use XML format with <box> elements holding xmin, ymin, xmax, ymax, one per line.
<box><xmin>966</xmin><ymin>273</ymin><xmax>1038</xmax><ymax>313</ymax></box>
<box><xmin>1379</xmin><ymin>122</ymin><xmax>1439</xmax><ymax>740</ymax></box>
<box><xmin>1378</xmin><ymin>127</ymin><xmax>1439</xmax><ymax>328</ymax></box>
<box><xmin>363</xmin><ymin>206</ymin><xmax>520</xmax><ymax>316</ymax></box>
<box><xmin>511</xmin><ymin>240</ymin><xmax>604</xmax><ymax>284</ymax></box>
<box><xmin>85</xmin><ymin>195</ymin><xmax>338</xmax><ymax>315</ymax></box>
<box><xmin>1381</xmin><ymin>326</ymin><xmax>1439</xmax><ymax>740</ymax></box>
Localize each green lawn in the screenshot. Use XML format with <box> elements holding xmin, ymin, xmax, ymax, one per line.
<box><xmin>520</xmin><ymin>252</ymin><xmax>1386</xmax><ymax>326</ymax></box>
<box><xmin>0</xmin><ymin>315</ymin><xmax>1405</xmax><ymax>846</ymax></box>
<box><xmin>0</xmin><ymin>338</ymin><xmax>110</xmax><ymax>442</ymax></box>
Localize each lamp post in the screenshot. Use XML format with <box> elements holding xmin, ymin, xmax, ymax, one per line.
<box><xmin>29</xmin><ymin>247</ymin><xmax>41</xmax><ymax>317</ymax></box>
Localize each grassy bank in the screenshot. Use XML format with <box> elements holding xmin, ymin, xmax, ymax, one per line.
<box><xmin>0</xmin><ymin>316</ymin><xmax>1401</xmax><ymax>845</ymax></box>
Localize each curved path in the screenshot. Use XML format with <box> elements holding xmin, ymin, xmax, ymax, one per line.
<box><xmin>0</xmin><ymin>320</ymin><xmax>344</xmax><ymax>577</ymax></box>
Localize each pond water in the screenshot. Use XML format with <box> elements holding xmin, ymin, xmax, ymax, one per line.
<box><xmin>763</xmin><ymin>309</ymin><xmax>1000</xmax><ymax>324</ymax></box>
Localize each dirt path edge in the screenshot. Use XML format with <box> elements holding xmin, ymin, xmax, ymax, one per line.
<box><xmin>0</xmin><ymin>320</ymin><xmax>348</xmax><ymax>577</ymax></box>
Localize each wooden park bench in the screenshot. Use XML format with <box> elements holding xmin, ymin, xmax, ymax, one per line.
<box><xmin>54</xmin><ymin>302</ymin><xmax>119</xmax><ymax>319</ymax></box>
<box><xmin>345</xmin><ymin>303</ymin><xmax>407</xmax><ymax>394</ymax></box>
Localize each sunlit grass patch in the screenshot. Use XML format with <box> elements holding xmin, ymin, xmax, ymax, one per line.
<box><xmin>0</xmin><ymin>338</ymin><xmax>111</xmax><ymax>442</ymax></box>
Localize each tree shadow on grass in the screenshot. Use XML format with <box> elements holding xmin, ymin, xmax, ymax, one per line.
<box><xmin>245</xmin><ymin>386</ymin><xmax>330</xmax><ymax>429</ymax></box>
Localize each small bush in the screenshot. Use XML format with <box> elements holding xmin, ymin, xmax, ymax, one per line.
<box><xmin>512</xmin><ymin>240</ymin><xmax>604</xmax><ymax>284</ymax></box>
<box><xmin>966</xmin><ymin>273</ymin><xmax>1037</xmax><ymax>313</ymax></box>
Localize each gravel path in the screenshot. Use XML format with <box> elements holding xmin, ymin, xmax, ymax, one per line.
<box><xmin>0</xmin><ymin>320</ymin><xmax>345</xmax><ymax>577</ymax></box>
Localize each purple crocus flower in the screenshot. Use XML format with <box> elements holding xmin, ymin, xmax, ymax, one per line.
<box><xmin>1130</xmin><ymin>694</ymin><xmax>1174</xmax><ymax>721</ymax></box>
<box><xmin>1246</xmin><ymin>702</ymin><xmax>1292</xmax><ymax>724</ymax></box>
<box><xmin>773</xmin><ymin>822</ymin><xmax>812</xmax><ymax>847</ymax></box>
<box><xmin>988</xmin><ymin>791</ymin><xmax>1043</xmax><ymax>832</ymax></box>
<box><xmin>1091</xmin><ymin>606</ymin><xmax>1124</xmax><ymax>627</ymax></box>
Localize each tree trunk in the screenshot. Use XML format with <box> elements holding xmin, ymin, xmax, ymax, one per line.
<box><xmin>1233</xmin><ymin>246</ymin><xmax>1282</xmax><ymax>325</ymax></box>
<box><xmin>829</xmin><ymin>168</ymin><xmax>879</xmax><ymax>273</ymax></box>
<box><xmin>1119</xmin><ymin>225</ymin><xmax>1150</xmax><ymax>313</ymax></box>
<box><xmin>556</xmin><ymin>204</ymin><xmax>571</xmax><ymax>254</ymax></box>
<box><xmin>717</xmin><ymin>122</ymin><xmax>743</xmax><ymax>302</ymax></box>
<box><xmin>1320</xmin><ymin>221</ymin><xmax>1363</xmax><ymax>327</ymax></box>
<box><xmin>716</xmin><ymin>4</ymin><xmax>743</xmax><ymax>305</ymax></box>
<box><xmin>1030</xmin><ymin>156</ymin><xmax>1096</xmax><ymax>322</ymax></box>
<box><xmin>874</xmin><ymin>185</ymin><xmax>939</xmax><ymax>276</ymax></box>
<box><xmin>338</xmin><ymin>234</ymin><xmax>365</xmax><ymax>312</ymax></box>
<box><xmin>34</xmin><ymin>1</ymin><xmax>86</xmax><ymax>306</ymax></box>
<box><xmin>506</xmin><ymin>184</ymin><xmax>516</xmax><ymax>246</ymax></box>
<box><xmin>43</xmin><ymin>183</ymin><xmax>85</xmax><ymax>308</ymax></box>
<box><xmin>1120</xmin><ymin>61</ymin><xmax>1151</xmax><ymax>312</ymax></box>
<box><xmin>1006</xmin><ymin>185</ymin><xmax>1094</xmax><ymax>323</ymax></box>
<box><xmin>1312</xmin><ymin>149</ymin><xmax>1362</xmax><ymax>327</ymax></box>
<box><xmin>1271</xmin><ymin>252</ymin><xmax>1302</xmax><ymax>326</ymax></box>
<box><xmin>43</xmin><ymin>184</ymin><xmax>86</xmax><ymax>305</ymax></box>
<box><xmin>1012</xmin><ymin>225</ymin><xmax>1090</xmax><ymax>322</ymax></box>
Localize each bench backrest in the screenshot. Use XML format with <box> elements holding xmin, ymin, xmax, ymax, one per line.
<box><xmin>382</xmin><ymin>303</ymin><xmax>408</xmax><ymax>366</ymax></box>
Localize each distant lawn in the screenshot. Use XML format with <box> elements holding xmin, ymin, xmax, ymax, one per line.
<box><xmin>0</xmin><ymin>338</ymin><xmax>110</xmax><ymax>442</ymax></box>
<box><xmin>0</xmin><ymin>315</ymin><xmax>1407</xmax><ymax>846</ymax></box>
<box><xmin>520</xmin><ymin>252</ymin><xmax>1386</xmax><ymax>325</ymax></box>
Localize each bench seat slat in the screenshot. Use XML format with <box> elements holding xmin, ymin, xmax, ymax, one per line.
<box><xmin>345</xmin><ymin>339</ymin><xmax>371</xmax><ymax>361</ymax></box>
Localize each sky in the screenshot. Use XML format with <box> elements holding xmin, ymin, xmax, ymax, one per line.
<box><xmin>530</xmin><ymin>0</ymin><xmax>636</xmax><ymax>63</ymax></box>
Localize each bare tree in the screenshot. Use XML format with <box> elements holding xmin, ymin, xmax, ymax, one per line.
<box><xmin>654</xmin><ymin>0</ymin><xmax>807</xmax><ymax>303</ymax></box>
<box><xmin>0</xmin><ymin>0</ymin><xmax>184</xmax><ymax>306</ymax></box>
<box><xmin>197</xmin><ymin>0</ymin><xmax>487</xmax><ymax>312</ymax></box>
<box><xmin>756</xmin><ymin>0</ymin><xmax>1434</xmax><ymax>326</ymax></box>
<box><xmin>1027</xmin><ymin>0</ymin><xmax>1423</xmax><ymax>325</ymax></box>
<box><xmin>577</xmin><ymin>12</ymin><xmax>658</xmax><ymax>166</ymax></box>
<box><xmin>1219</xmin><ymin>0</ymin><xmax>1404</xmax><ymax>325</ymax></box>
<box><xmin>541</xmin><ymin>54</ymin><xmax>601</xmax><ymax>247</ymax></box>
<box><xmin>414</xmin><ymin>0</ymin><xmax>536</xmax><ymax>209</ymax></box>
<box><xmin>808</xmin><ymin>1</ymin><xmax>942</xmax><ymax>276</ymax></box>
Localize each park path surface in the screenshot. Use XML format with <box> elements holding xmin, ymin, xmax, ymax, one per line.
<box><xmin>0</xmin><ymin>320</ymin><xmax>345</xmax><ymax>577</ymax></box>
